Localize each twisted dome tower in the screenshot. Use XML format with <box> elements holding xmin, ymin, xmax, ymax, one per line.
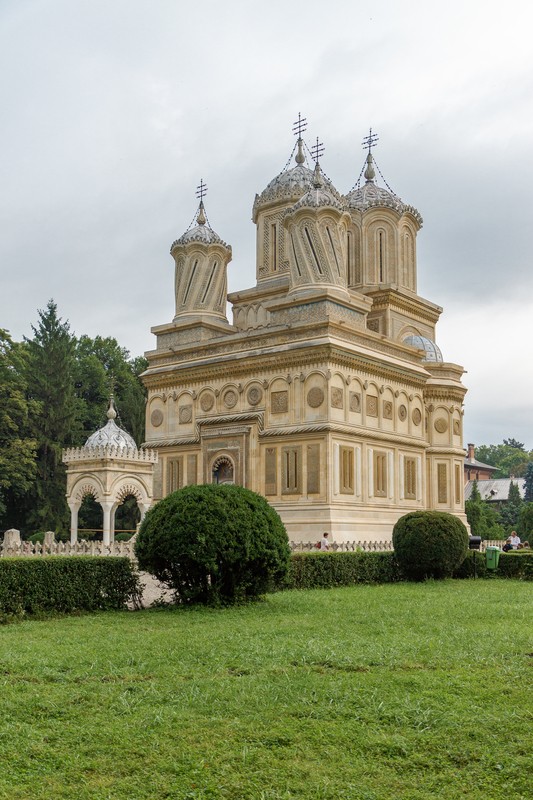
<box><xmin>170</xmin><ymin>182</ymin><xmax>232</xmax><ymax>325</ymax></box>
<box><xmin>283</xmin><ymin>150</ymin><xmax>351</xmax><ymax>300</ymax></box>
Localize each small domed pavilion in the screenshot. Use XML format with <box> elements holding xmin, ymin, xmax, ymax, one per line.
<box><xmin>62</xmin><ymin>398</ymin><xmax>158</xmax><ymax>545</ymax></box>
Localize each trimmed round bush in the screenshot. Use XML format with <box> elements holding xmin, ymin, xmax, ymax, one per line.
<box><xmin>392</xmin><ymin>511</ymin><xmax>469</xmax><ymax>580</ymax></box>
<box><xmin>135</xmin><ymin>484</ymin><xmax>290</xmax><ymax>605</ymax></box>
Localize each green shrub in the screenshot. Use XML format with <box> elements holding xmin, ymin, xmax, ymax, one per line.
<box><xmin>392</xmin><ymin>511</ymin><xmax>469</xmax><ymax>580</ymax></box>
<box><xmin>0</xmin><ymin>557</ymin><xmax>141</xmax><ymax>617</ymax></box>
<box><xmin>28</xmin><ymin>532</ymin><xmax>45</xmax><ymax>544</ymax></box>
<box><xmin>114</xmin><ymin>532</ymin><xmax>133</xmax><ymax>542</ymax></box>
<box><xmin>135</xmin><ymin>484</ymin><xmax>290</xmax><ymax>605</ymax></box>
<box><xmin>452</xmin><ymin>550</ymin><xmax>489</xmax><ymax>579</ymax></box>
<box><xmin>497</xmin><ymin>550</ymin><xmax>533</xmax><ymax>580</ymax></box>
<box><xmin>286</xmin><ymin>551</ymin><xmax>401</xmax><ymax>589</ymax></box>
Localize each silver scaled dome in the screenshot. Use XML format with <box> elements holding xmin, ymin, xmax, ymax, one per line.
<box><xmin>403</xmin><ymin>334</ymin><xmax>443</xmax><ymax>363</ymax></box>
<box><xmin>85</xmin><ymin>398</ymin><xmax>137</xmax><ymax>449</ymax></box>
<box><xmin>253</xmin><ymin>138</ymin><xmax>335</xmax><ymax>219</ymax></box>
<box><xmin>345</xmin><ymin>153</ymin><xmax>422</xmax><ymax>225</ymax></box>
<box><xmin>291</xmin><ymin>163</ymin><xmax>344</xmax><ymax>212</ymax></box>
<box><xmin>170</xmin><ymin>202</ymin><xmax>229</xmax><ymax>252</ymax></box>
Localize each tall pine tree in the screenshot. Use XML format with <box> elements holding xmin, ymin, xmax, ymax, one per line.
<box><xmin>523</xmin><ymin>462</ymin><xmax>533</xmax><ymax>503</ymax></box>
<box><xmin>0</xmin><ymin>330</ymin><xmax>37</xmax><ymax>527</ymax></box>
<box><xmin>24</xmin><ymin>301</ymin><xmax>79</xmax><ymax>533</ymax></box>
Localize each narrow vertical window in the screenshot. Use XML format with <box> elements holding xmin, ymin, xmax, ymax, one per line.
<box><xmin>404</xmin><ymin>457</ymin><xmax>416</xmax><ymax>500</ymax></box>
<box><xmin>347</xmin><ymin>231</ymin><xmax>353</xmax><ymax>284</ymax></box>
<box><xmin>374</xmin><ymin>451</ymin><xmax>387</xmax><ymax>497</ymax></box>
<box><xmin>454</xmin><ymin>464</ymin><xmax>462</xmax><ymax>505</ymax></box>
<box><xmin>340</xmin><ymin>446</ymin><xmax>354</xmax><ymax>494</ymax></box>
<box><xmin>438</xmin><ymin>463</ymin><xmax>448</xmax><ymax>504</ymax></box>
<box><xmin>271</xmin><ymin>223</ymin><xmax>277</xmax><ymax>271</ymax></box>
<box><xmin>282</xmin><ymin>446</ymin><xmax>302</xmax><ymax>494</ymax></box>
<box><xmin>378</xmin><ymin>231</ymin><xmax>384</xmax><ymax>283</ymax></box>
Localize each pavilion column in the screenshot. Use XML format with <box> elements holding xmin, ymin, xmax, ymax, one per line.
<box><xmin>68</xmin><ymin>503</ymin><xmax>80</xmax><ymax>545</ymax></box>
<box><xmin>101</xmin><ymin>501</ymin><xmax>114</xmax><ymax>547</ymax></box>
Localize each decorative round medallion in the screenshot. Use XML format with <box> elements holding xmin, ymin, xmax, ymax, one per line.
<box><xmin>398</xmin><ymin>404</ymin><xmax>407</xmax><ymax>422</ymax></box>
<box><xmin>150</xmin><ymin>409</ymin><xmax>164</xmax><ymax>428</ymax></box>
<box><xmin>434</xmin><ymin>417</ymin><xmax>448</xmax><ymax>434</ymax></box>
<box><xmin>223</xmin><ymin>390</ymin><xmax>238</xmax><ymax>409</ymax></box>
<box><xmin>200</xmin><ymin>392</ymin><xmax>214</xmax><ymax>412</ymax></box>
<box><xmin>247</xmin><ymin>386</ymin><xmax>263</xmax><ymax>406</ymax></box>
<box><xmin>453</xmin><ymin>419</ymin><xmax>460</xmax><ymax>436</ymax></box>
<box><xmin>412</xmin><ymin>408</ymin><xmax>422</xmax><ymax>426</ymax></box>
<box><xmin>179</xmin><ymin>406</ymin><xmax>192</xmax><ymax>424</ymax></box>
<box><xmin>307</xmin><ymin>387</ymin><xmax>325</xmax><ymax>408</ymax></box>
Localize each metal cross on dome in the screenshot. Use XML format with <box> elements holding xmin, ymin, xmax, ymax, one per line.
<box><xmin>311</xmin><ymin>136</ymin><xmax>325</xmax><ymax>164</ymax></box>
<box><xmin>362</xmin><ymin>128</ymin><xmax>379</xmax><ymax>154</ymax></box>
<box><xmin>292</xmin><ymin>113</ymin><xmax>308</xmax><ymax>139</ymax></box>
<box><xmin>196</xmin><ymin>179</ymin><xmax>207</xmax><ymax>202</ymax></box>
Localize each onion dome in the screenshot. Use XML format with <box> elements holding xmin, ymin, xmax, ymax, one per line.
<box><xmin>345</xmin><ymin>152</ymin><xmax>423</xmax><ymax>225</ymax></box>
<box><xmin>252</xmin><ymin>138</ymin><xmax>335</xmax><ymax>220</ymax></box>
<box><xmin>403</xmin><ymin>334</ymin><xmax>443</xmax><ymax>363</ymax></box>
<box><xmin>84</xmin><ymin>397</ymin><xmax>137</xmax><ymax>449</ymax></box>
<box><xmin>170</xmin><ymin>201</ymin><xmax>230</xmax><ymax>252</ymax></box>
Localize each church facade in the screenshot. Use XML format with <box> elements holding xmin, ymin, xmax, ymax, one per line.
<box><xmin>141</xmin><ymin>129</ymin><xmax>467</xmax><ymax>541</ymax></box>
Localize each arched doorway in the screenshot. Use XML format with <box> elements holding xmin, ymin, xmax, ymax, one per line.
<box><xmin>114</xmin><ymin>493</ymin><xmax>142</xmax><ymax>540</ymax></box>
<box><xmin>212</xmin><ymin>456</ymin><xmax>235</xmax><ymax>485</ymax></box>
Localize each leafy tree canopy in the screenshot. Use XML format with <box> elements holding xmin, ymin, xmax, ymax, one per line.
<box><xmin>475</xmin><ymin>441</ymin><xmax>533</xmax><ymax>478</ymax></box>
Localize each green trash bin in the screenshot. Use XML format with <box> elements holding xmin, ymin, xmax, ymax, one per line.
<box><xmin>486</xmin><ymin>546</ymin><xmax>501</xmax><ymax>570</ymax></box>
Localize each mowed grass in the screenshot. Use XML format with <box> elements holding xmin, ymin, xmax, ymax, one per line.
<box><xmin>0</xmin><ymin>581</ymin><xmax>531</xmax><ymax>800</ymax></box>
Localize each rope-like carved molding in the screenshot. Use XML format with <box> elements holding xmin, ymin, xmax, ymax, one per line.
<box><xmin>74</xmin><ymin>482</ymin><xmax>102</xmax><ymax>503</ymax></box>
<box><xmin>143</xmin><ymin>341</ymin><xmax>428</xmax><ymax>392</ymax></box>
<box><xmin>142</xmin><ymin>411</ymin><xmax>265</xmax><ymax>449</ymax></box>
<box><xmin>260</xmin><ymin>422</ymin><xmax>429</xmax><ymax>448</ymax></box>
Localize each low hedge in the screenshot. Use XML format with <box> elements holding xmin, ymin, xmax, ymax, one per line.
<box><xmin>0</xmin><ymin>557</ymin><xmax>142</xmax><ymax>617</ymax></box>
<box><xmin>286</xmin><ymin>550</ymin><xmax>533</xmax><ymax>589</ymax></box>
<box><xmin>286</xmin><ymin>551</ymin><xmax>402</xmax><ymax>589</ymax></box>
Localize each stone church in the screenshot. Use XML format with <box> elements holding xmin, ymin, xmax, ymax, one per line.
<box><xmin>141</xmin><ymin>126</ymin><xmax>467</xmax><ymax>541</ymax></box>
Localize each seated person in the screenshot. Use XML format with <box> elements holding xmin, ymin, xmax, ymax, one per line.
<box><xmin>509</xmin><ymin>531</ymin><xmax>521</xmax><ymax>549</ymax></box>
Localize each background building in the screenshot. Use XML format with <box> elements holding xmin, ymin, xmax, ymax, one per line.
<box><xmin>142</xmin><ymin>128</ymin><xmax>467</xmax><ymax>541</ymax></box>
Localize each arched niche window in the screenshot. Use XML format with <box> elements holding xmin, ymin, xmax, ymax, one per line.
<box><xmin>212</xmin><ymin>456</ymin><xmax>234</xmax><ymax>485</ymax></box>
<box><xmin>401</xmin><ymin>229</ymin><xmax>414</xmax><ymax>288</ymax></box>
<box><xmin>378</xmin><ymin>229</ymin><xmax>385</xmax><ymax>283</ymax></box>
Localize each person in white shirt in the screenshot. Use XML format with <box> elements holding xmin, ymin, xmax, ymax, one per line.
<box><xmin>509</xmin><ymin>532</ymin><xmax>521</xmax><ymax>549</ymax></box>
<box><xmin>320</xmin><ymin>532</ymin><xmax>330</xmax><ymax>551</ymax></box>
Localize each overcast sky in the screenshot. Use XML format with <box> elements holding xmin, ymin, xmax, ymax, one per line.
<box><xmin>1</xmin><ymin>0</ymin><xmax>532</xmax><ymax>449</ymax></box>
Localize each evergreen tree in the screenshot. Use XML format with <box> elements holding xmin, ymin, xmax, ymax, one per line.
<box><xmin>499</xmin><ymin>480</ymin><xmax>523</xmax><ymax>534</ymax></box>
<box><xmin>0</xmin><ymin>330</ymin><xmax>37</xmax><ymax>526</ymax></box>
<box><xmin>24</xmin><ymin>301</ymin><xmax>78</xmax><ymax>533</ymax></box>
<box><xmin>523</xmin><ymin>462</ymin><xmax>533</xmax><ymax>503</ymax></box>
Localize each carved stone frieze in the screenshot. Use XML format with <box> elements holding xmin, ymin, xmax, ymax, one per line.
<box><xmin>200</xmin><ymin>392</ymin><xmax>215</xmax><ymax>412</ymax></box>
<box><xmin>179</xmin><ymin>406</ymin><xmax>193</xmax><ymax>424</ymax></box>
<box><xmin>349</xmin><ymin>391</ymin><xmax>361</xmax><ymax>412</ymax></box>
<box><xmin>434</xmin><ymin>417</ymin><xmax>448</xmax><ymax>434</ymax></box>
<box><xmin>331</xmin><ymin>387</ymin><xmax>343</xmax><ymax>409</ymax></box>
<box><xmin>271</xmin><ymin>390</ymin><xmax>288</xmax><ymax>413</ymax></box>
<box><xmin>151</xmin><ymin>409</ymin><xmax>164</xmax><ymax>427</ymax></box>
<box><xmin>247</xmin><ymin>386</ymin><xmax>263</xmax><ymax>406</ymax></box>
<box><xmin>366</xmin><ymin>396</ymin><xmax>378</xmax><ymax>417</ymax></box>
<box><xmin>383</xmin><ymin>401</ymin><xmax>393</xmax><ymax>420</ymax></box>
<box><xmin>307</xmin><ymin>387</ymin><xmax>325</xmax><ymax>408</ymax></box>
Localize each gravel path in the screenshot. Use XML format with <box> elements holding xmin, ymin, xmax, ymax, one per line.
<box><xmin>131</xmin><ymin>572</ymin><xmax>175</xmax><ymax>609</ymax></box>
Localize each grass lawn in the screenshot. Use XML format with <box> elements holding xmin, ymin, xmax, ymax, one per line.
<box><xmin>0</xmin><ymin>580</ymin><xmax>531</xmax><ymax>800</ymax></box>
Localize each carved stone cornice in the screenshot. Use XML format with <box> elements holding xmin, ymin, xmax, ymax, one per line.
<box><xmin>363</xmin><ymin>287</ymin><xmax>442</xmax><ymax>324</ymax></box>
